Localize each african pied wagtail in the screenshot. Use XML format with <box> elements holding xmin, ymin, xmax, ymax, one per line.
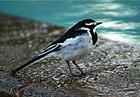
<box><xmin>12</xmin><ymin>19</ymin><xmax>102</xmax><ymax>76</ymax></box>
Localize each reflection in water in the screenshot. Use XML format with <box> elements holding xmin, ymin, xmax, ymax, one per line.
<box><xmin>94</xmin><ymin>3</ymin><xmax>137</xmax><ymax>17</ymax></box>
<box><xmin>60</xmin><ymin>3</ymin><xmax>137</xmax><ymax>17</ymax></box>
<box><xmin>101</xmin><ymin>21</ymin><xmax>140</xmax><ymax>30</ymax></box>
<box><xmin>100</xmin><ymin>31</ymin><xmax>138</xmax><ymax>44</ymax></box>
<box><xmin>0</xmin><ymin>1</ymin><xmax>139</xmax><ymax>44</ymax></box>
<box><xmin>99</xmin><ymin>20</ymin><xmax>140</xmax><ymax>44</ymax></box>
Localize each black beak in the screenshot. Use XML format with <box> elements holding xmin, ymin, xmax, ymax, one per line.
<box><xmin>96</xmin><ymin>22</ymin><xmax>102</xmax><ymax>26</ymax></box>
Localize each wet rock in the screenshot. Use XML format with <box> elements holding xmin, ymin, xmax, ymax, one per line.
<box><xmin>0</xmin><ymin>13</ymin><xmax>140</xmax><ymax>97</ymax></box>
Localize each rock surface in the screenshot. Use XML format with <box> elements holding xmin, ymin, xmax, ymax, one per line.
<box><xmin>0</xmin><ymin>13</ymin><xmax>140</xmax><ymax>97</ymax></box>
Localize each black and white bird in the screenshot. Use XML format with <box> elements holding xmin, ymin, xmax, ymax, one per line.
<box><xmin>12</xmin><ymin>19</ymin><xmax>102</xmax><ymax>76</ymax></box>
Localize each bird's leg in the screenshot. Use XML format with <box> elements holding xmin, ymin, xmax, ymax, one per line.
<box><xmin>72</xmin><ymin>61</ymin><xmax>85</xmax><ymax>76</ymax></box>
<box><xmin>66</xmin><ymin>61</ymin><xmax>75</xmax><ymax>76</ymax></box>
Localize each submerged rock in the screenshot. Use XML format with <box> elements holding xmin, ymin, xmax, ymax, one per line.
<box><xmin>0</xmin><ymin>13</ymin><xmax>140</xmax><ymax>97</ymax></box>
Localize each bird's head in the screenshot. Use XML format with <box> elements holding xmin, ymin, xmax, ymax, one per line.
<box><xmin>77</xmin><ymin>19</ymin><xmax>102</xmax><ymax>29</ymax></box>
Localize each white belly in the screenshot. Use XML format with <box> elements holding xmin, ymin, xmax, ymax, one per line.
<box><xmin>54</xmin><ymin>34</ymin><xmax>93</xmax><ymax>61</ymax></box>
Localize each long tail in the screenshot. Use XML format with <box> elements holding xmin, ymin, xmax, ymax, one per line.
<box><xmin>11</xmin><ymin>44</ymin><xmax>60</xmax><ymax>76</ymax></box>
<box><xmin>11</xmin><ymin>52</ymin><xmax>50</xmax><ymax>76</ymax></box>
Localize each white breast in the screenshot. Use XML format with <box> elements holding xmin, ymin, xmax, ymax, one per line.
<box><xmin>54</xmin><ymin>32</ymin><xmax>93</xmax><ymax>61</ymax></box>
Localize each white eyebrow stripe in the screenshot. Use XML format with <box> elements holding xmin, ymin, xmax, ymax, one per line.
<box><xmin>85</xmin><ymin>22</ymin><xmax>97</xmax><ymax>26</ymax></box>
<box><xmin>93</xmin><ymin>22</ymin><xmax>97</xmax><ymax>25</ymax></box>
<box><xmin>85</xmin><ymin>22</ymin><xmax>93</xmax><ymax>26</ymax></box>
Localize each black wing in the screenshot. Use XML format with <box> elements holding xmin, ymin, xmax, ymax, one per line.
<box><xmin>43</xmin><ymin>27</ymin><xmax>87</xmax><ymax>53</ymax></box>
<box><xmin>42</xmin><ymin>43</ymin><xmax>61</xmax><ymax>55</ymax></box>
<box><xmin>49</xmin><ymin>29</ymin><xmax>87</xmax><ymax>45</ymax></box>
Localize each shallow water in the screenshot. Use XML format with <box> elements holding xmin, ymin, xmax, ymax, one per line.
<box><xmin>0</xmin><ymin>0</ymin><xmax>140</xmax><ymax>44</ymax></box>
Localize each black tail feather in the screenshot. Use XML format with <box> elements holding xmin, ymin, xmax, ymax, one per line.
<box><xmin>11</xmin><ymin>44</ymin><xmax>61</xmax><ymax>76</ymax></box>
<box><xmin>11</xmin><ymin>53</ymin><xmax>48</xmax><ymax>76</ymax></box>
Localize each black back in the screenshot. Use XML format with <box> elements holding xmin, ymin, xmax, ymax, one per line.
<box><xmin>50</xmin><ymin>19</ymin><xmax>97</xmax><ymax>45</ymax></box>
